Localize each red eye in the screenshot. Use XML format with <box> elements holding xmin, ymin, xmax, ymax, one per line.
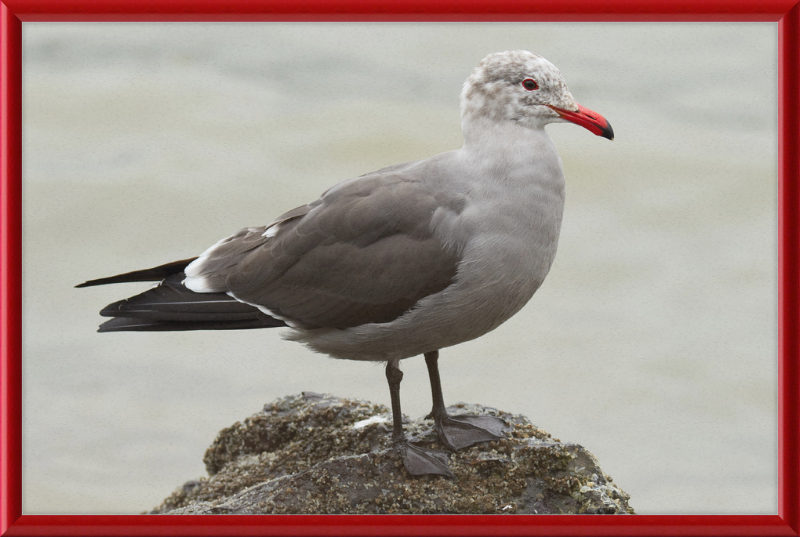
<box><xmin>522</xmin><ymin>78</ymin><xmax>539</xmax><ymax>91</ymax></box>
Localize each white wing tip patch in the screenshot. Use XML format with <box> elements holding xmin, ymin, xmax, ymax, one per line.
<box><xmin>184</xmin><ymin>276</ymin><xmax>215</xmax><ymax>293</ymax></box>
<box><xmin>262</xmin><ymin>224</ymin><xmax>281</xmax><ymax>238</ymax></box>
<box><xmin>184</xmin><ymin>232</ymin><xmax>238</xmax><ymax>281</ymax></box>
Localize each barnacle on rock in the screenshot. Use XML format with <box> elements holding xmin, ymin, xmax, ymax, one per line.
<box><xmin>148</xmin><ymin>393</ymin><xmax>634</xmax><ymax>515</ymax></box>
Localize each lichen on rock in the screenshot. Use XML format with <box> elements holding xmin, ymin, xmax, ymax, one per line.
<box><xmin>148</xmin><ymin>393</ymin><xmax>634</xmax><ymax>514</ymax></box>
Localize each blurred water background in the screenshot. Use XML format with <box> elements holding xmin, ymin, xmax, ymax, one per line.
<box><xmin>22</xmin><ymin>23</ymin><xmax>777</xmax><ymax>514</ymax></box>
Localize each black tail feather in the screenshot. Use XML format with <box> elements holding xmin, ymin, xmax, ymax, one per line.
<box><xmin>76</xmin><ymin>257</ymin><xmax>198</xmax><ymax>288</ymax></box>
<box><xmin>98</xmin><ymin>316</ymin><xmax>284</xmax><ymax>332</ymax></box>
<box><xmin>84</xmin><ymin>271</ymin><xmax>286</xmax><ymax>332</ymax></box>
<box><xmin>99</xmin><ymin>274</ymin><xmax>264</xmax><ymax>322</ymax></box>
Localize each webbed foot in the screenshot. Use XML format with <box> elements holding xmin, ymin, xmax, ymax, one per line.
<box><xmin>394</xmin><ymin>440</ymin><xmax>454</xmax><ymax>478</ymax></box>
<box><xmin>428</xmin><ymin>413</ymin><xmax>506</xmax><ymax>452</ymax></box>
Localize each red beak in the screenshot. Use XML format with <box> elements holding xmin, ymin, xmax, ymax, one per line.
<box><xmin>548</xmin><ymin>103</ymin><xmax>614</xmax><ymax>140</ymax></box>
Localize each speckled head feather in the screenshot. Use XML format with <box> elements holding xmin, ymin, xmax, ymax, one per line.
<box><xmin>460</xmin><ymin>50</ymin><xmax>579</xmax><ymax>128</ymax></box>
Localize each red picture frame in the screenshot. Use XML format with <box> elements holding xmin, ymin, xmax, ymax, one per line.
<box><xmin>1</xmin><ymin>1</ymin><xmax>798</xmax><ymax>535</ymax></box>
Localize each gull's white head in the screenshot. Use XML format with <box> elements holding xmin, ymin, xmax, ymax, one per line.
<box><xmin>461</xmin><ymin>50</ymin><xmax>613</xmax><ymax>140</ymax></box>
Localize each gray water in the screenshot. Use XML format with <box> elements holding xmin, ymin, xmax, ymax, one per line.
<box><xmin>22</xmin><ymin>23</ymin><xmax>777</xmax><ymax>514</ymax></box>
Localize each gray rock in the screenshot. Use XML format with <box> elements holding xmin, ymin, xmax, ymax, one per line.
<box><xmin>148</xmin><ymin>393</ymin><xmax>634</xmax><ymax>514</ymax></box>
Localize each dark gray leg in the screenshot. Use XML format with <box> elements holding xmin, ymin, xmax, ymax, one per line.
<box><xmin>385</xmin><ymin>360</ymin><xmax>452</xmax><ymax>478</ymax></box>
<box><xmin>424</xmin><ymin>350</ymin><xmax>506</xmax><ymax>451</ymax></box>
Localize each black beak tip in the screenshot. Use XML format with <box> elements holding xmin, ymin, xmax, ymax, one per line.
<box><xmin>601</xmin><ymin>121</ymin><xmax>614</xmax><ymax>141</ymax></box>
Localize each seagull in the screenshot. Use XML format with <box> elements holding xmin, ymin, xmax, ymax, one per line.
<box><xmin>77</xmin><ymin>50</ymin><xmax>613</xmax><ymax>478</ymax></box>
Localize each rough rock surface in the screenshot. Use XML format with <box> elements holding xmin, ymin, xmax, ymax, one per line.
<box><xmin>149</xmin><ymin>393</ymin><xmax>634</xmax><ymax>514</ymax></box>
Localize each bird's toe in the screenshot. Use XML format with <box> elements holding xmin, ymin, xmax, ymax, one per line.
<box><xmin>434</xmin><ymin>414</ymin><xmax>507</xmax><ymax>451</ymax></box>
<box><xmin>395</xmin><ymin>440</ymin><xmax>454</xmax><ymax>478</ymax></box>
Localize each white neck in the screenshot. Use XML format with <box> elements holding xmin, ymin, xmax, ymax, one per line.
<box><xmin>460</xmin><ymin>114</ymin><xmax>562</xmax><ymax>178</ymax></box>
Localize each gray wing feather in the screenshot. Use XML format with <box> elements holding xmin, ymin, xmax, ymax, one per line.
<box><xmin>186</xmin><ymin>174</ymin><xmax>464</xmax><ymax>329</ymax></box>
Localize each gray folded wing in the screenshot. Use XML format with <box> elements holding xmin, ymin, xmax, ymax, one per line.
<box><xmin>185</xmin><ymin>174</ymin><xmax>465</xmax><ymax>329</ymax></box>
